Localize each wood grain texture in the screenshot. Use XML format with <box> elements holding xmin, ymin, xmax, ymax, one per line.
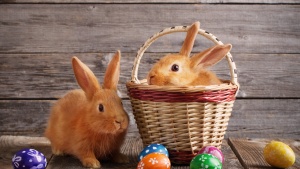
<box><xmin>1</xmin><ymin>99</ymin><xmax>299</xmax><ymax>139</ymax></box>
<box><xmin>0</xmin><ymin>100</ymin><xmax>53</xmax><ymax>136</ymax></box>
<box><xmin>0</xmin><ymin>136</ymin><xmax>240</xmax><ymax>169</ymax></box>
<box><xmin>1</xmin><ymin>53</ymin><xmax>299</xmax><ymax>99</ymax></box>
<box><xmin>226</xmin><ymin>99</ymin><xmax>300</xmax><ymax>139</ymax></box>
<box><xmin>1</xmin><ymin>0</ymin><xmax>299</xmax><ymax>4</ymax></box>
<box><xmin>46</xmin><ymin>138</ymin><xmax>241</xmax><ymax>168</ymax></box>
<box><xmin>0</xmin><ymin>100</ymin><xmax>139</xmax><ymax>137</ymax></box>
<box><xmin>228</xmin><ymin>138</ymin><xmax>300</xmax><ymax>169</ymax></box>
<box><xmin>0</xmin><ymin>135</ymin><xmax>50</xmax><ymax>147</ymax></box>
<box><xmin>221</xmin><ymin>139</ymin><xmax>244</xmax><ymax>169</ymax></box>
<box><xmin>46</xmin><ymin>137</ymin><xmax>143</xmax><ymax>169</ymax></box>
<box><xmin>0</xmin><ymin>4</ymin><xmax>299</xmax><ymax>54</ymax></box>
<box><xmin>0</xmin><ymin>136</ymin><xmax>52</xmax><ymax>169</ymax></box>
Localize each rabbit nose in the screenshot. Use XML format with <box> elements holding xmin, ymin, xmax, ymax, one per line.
<box><xmin>115</xmin><ymin>117</ymin><xmax>123</xmax><ymax>124</ymax></box>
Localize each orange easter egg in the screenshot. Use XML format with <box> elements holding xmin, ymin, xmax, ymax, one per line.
<box><xmin>137</xmin><ymin>153</ymin><xmax>171</xmax><ymax>169</ymax></box>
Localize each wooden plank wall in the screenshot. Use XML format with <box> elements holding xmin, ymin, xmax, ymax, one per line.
<box><xmin>0</xmin><ymin>1</ymin><xmax>299</xmax><ymax>139</ymax></box>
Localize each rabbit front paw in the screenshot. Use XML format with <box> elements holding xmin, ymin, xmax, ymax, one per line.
<box><xmin>81</xmin><ymin>157</ymin><xmax>101</xmax><ymax>168</ymax></box>
<box><xmin>51</xmin><ymin>147</ymin><xmax>64</xmax><ymax>156</ymax></box>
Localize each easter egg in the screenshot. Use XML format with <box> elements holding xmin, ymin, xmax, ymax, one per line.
<box><xmin>137</xmin><ymin>153</ymin><xmax>171</xmax><ymax>169</ymax></box>
<box><xmin>198</xmin><ymin>146</ymin><xmax>224</xmax><ymax>163</ymax></box>
<box><xmin>190</xmin><ymin>153</ymin><xmax>222</xmax><ymax>169</ymax></box>
<box><xmin>12</xmin><ymin>148</ymin><xmax>47</xmax><ymax>169</ymax></box>
<box><xmin>263</xmin><ymin>141</ymin><xmax>295</xmax><ymax>168</ymax></box>
<box><xmin>138</xmin><ymin>143</ymin><xmax>169</xmax><ymax>161</ymax></box>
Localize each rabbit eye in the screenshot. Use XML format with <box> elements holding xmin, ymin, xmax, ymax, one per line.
<box><xmin>98</xmin><ymin>104</ymin><xmax>104</xmax><ymax>112</ymax></box>
<box><xmin>171</xmin><ymin>64</ymin><xmax>179</xmax><ymax>72</ymax></box>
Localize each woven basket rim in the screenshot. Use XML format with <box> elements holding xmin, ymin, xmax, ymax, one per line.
<box><xmin>127</xmin><ymin>79</ymin><xmax>238</xmax><ymax>92</ymax></box>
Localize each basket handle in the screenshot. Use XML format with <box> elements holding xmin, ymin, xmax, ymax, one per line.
<box><xmin>131</xmin><ymin>25</ymin><xmax>239</xmax><ymax>88</ymax></box>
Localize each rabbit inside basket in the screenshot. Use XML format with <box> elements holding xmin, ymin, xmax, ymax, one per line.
<box><xmin>147</xmin><ymin>21</ymin><xmax>232</xmax><ymax>86</ymax></box>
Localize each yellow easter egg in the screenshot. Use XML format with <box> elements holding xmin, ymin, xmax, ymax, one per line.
<box><xmin>263</xmin><ymin>141</ymin><xmax>295</xmax><ymax>168</ymax></box>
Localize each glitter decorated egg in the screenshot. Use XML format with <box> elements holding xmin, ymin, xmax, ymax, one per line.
<box><xmin>198</xmin><ymin>146</ymin><xmax>224</xmax><ymax>163</ymax></box>
<box><xmin>12</xmin><ymin>148</ymin><xmax>47</xmax><ymax>169</ymax></box>
<box><xmin>263</xmin><ymin>141</ymin><xmax>295</xmax><ymax>168</ymax></box>
<box><xmin>138</xmin><ymin>143</ymin><xmax>169</xmax><ymax>161</ymax></box>
<box><xmin>137</xmin><ymin>153</ymin><xmax>171</xmax><ymax>169</ymax></box>
<box><xmin>190</xmin><ymin>153</ymin><xmax>222</xmax><ymax>169</ymax></box>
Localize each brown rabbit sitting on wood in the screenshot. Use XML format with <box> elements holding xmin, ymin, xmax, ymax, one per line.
<box><xmin>45</xmin><ymin>51</ymin><xmax>129</xmax><ymax>168</ymax></box>
<box><xmin>147</xmin><ymin>21</ymin><xmax>232</xmax><ymax>86</ymax></box>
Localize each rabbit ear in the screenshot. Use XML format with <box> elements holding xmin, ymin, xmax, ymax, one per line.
<box><xmin>103</xmin><ymin>50</ymin><xmax>121</xmax><ymax>91</ymax></box>
<box><xmin>72</xmin><ymin>57</ymin><xmax>101</xmax><ymax>100</ymax></box>
<box><xmin>179</xmin><ymin>21</ymin><xmax>200</xmax><ymax>57</ymax></box>
<box><xmin>191</xmin><ymin>44</ymin><xmax>232</xmax><ymax>69</ymax></box>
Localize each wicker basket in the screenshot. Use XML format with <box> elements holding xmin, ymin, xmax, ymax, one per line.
<box><xmin>126</xmin><ymin>24</ymin><xmax>239</xmax><ymax>164</ymax></box>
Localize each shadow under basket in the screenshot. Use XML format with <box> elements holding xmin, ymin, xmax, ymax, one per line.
<box><xmin>126</xmin><ymin>24</ymin><xmax>239</xmax><ymax>164</ymax></box>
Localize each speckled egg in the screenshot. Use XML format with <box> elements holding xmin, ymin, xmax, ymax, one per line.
<box><xmin>12</xmin><ymin>148</ymin><xmax>47</xmax><ymax>169</ymax></box>
<box><xmin>138</xmin><ymin>143</ymin><xmax>169</xmax><ymax>161</ymax></box>
<box><xmin>263</xmin><ymin>141</ymin><xmax>295</xmax><ymax>168</ymax></box>
<box><xmin>198</xmin><ymin>146</ymin><xmax>224</xmax><ymax>163</ymax></box>
<box><xmin>190</xmin><ymin>153</ymin><xmax>222</xmax><ymax>169</ymax></box>
<box><xmin>137</xmin><ymin>153</ymin><xmax>171</xmax><ymax>169</ymax></box>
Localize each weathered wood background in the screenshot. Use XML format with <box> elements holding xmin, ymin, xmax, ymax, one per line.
<box><xmin>0</xmin><ymin>1</ymin><xmax>299</xmax><ymax>140</ymax></box>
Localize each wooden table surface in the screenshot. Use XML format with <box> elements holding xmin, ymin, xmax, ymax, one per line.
<box><xmin>0</xmin><ymin>1</ymin><xmax>299</xmax><ymax>169</ymax></box>
<box><xmin>0</xmin><ymin>136</ymin><xmax>299</xmax><ymax>169</ymax></box>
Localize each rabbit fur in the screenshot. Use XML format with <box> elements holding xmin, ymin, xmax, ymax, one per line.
<box><xmin>45</xmin><ymin>51</ymin><xmax>129</xmax><ymax>168</ymax></box>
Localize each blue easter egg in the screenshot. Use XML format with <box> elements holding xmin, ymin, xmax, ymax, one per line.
<box><xmin>138</xmin><ymin>143</ymin><xmax>169</xmax><ymax>161</ymax></box>
<box><xmin>12</xmin><ymin>148</ymin><xmax>47</xmax><ymax>169</ymax></box>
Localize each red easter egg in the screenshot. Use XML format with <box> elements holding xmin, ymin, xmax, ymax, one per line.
<box><xmin>137</xmin><ymin>153</ymin><xmax>171</xmax><ymax>169</ymax></box>
<box><xmin>198</xmin><ymin>146</ymin><xmax>224</xmax><ymax>163</ymax></box>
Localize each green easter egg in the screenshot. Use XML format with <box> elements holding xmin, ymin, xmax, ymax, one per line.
<box><xmin>190</xmin><ymin>153</ymin><xmax>222</xmax><ymax>169</ymax></box>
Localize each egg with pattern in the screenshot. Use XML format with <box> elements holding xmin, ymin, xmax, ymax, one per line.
<box><xmin>190</xmin><ymin>153</ymin><xmax>222</xmax><ymax>169</ymax></box>
<box><xmin>12</xmin><ymin>148</ymin><xmax>47</xmax><ymax>169</ymax></box>
<box><xmin>137</xmin><ymin>153</ymin><xmax>171</xmax><ymax>169</ymax></box>
<box><xmin>138</xmin><ymin>143</ymin><xmax>169</xmax><ymax>161</ymax></box>
<box><xmin>198</xmin><ymin>146</ymin><xmax>224</xmax><ymax>163</ymax></box>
